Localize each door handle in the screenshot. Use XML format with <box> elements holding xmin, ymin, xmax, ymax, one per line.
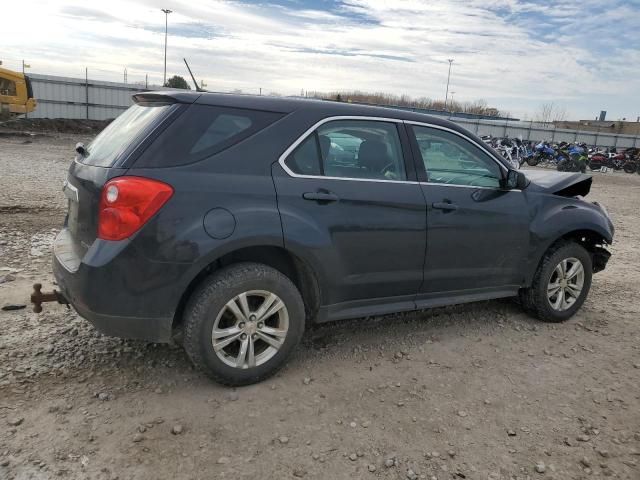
<box><xmin>303</xmin><ymin>192</ymin><xmax>339</xmax><ymax>203</ymax></box>
<box><xmin>432</xmin><ymin>201</ymin><xmax>458</xmax><ymax>211</ymax></box>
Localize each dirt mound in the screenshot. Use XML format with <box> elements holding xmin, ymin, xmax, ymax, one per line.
<box><xmin>0</xmin><ymin>118</ymin><xmax>111</xmax><ymax>134</ymax></box>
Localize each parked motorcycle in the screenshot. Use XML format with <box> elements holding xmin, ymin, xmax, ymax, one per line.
<box><xmin>557</xmin><ymin>143</ymin><xmax>587</xmax><ymax>173</ymax></box>
<box><xmin>495</xmin><ymin>137</ymin><xmax>521</xmax><ymax>169</ymax></box>
<box><xmin>622</xmin><ymin>148</ymin><xmax>640</xmax><ymax>173</ymax></box>
<box><xmin>528</xmin><ymin>141</ymin><xmax>555</xmax><ymax>166</ymax></box>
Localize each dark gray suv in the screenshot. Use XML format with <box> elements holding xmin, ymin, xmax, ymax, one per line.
<box><xmin>48</xmin><ymin>91</ymin><xmax>613</xmax><ymax>385</ymax></box>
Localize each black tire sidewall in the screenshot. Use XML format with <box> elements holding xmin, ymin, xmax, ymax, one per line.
<box><xmin>536</xmin><ymin>244</ymin><xmax>593</xmax><ymax>322</ymax></box>
<box><xmin>184</xmin><ymin>263</ymin><xmax>305</xmax><ymax>385</ymax></box>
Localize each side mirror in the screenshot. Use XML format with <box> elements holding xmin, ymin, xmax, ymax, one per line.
<box><xmin>75</xmin><ymin>142</ymin><xmax>86</xmax><ymax>156</ymax></box>
<box><xmin>503</xmin><ymin>170</ymin><xmax>528</xmax><ymax>190</ymax></box>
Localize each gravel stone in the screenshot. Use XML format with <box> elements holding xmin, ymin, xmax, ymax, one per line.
<box><xmin>225</xmin><ymin>391</ymin><xmax>239</xmax><ymax>402</ymax></box>
<box><xmin>7</xmin><ymin>417</ymin><xmax>24</xmax><ymax>427</ymax></box>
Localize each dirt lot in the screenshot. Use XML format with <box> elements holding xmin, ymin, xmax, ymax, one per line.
<box><xmin>1</xmin><ymin>133</ymin><xmax>639</xmax><ymax>480</ymax></box>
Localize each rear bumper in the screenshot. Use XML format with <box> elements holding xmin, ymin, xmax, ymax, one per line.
<box><xmin>69</xmin><ymin>297</ymin><xmax>173</xmax><ymax>343</ymax></box>
<box><xmin>52</xmin><ymin>229</ymin><xmax>178</xmax><ymax>343</ymax></box>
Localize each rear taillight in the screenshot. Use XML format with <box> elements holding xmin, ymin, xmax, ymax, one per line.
<box><xmin>98</xmin><ymin>177</ymin><xmax>173</xmax><ymax>241</ymax></box>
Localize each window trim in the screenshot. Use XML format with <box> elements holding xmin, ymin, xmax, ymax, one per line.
<box><xmin>278</xmin><ymin>116</ymin><xmax>419</xmax><ymax>185</ymax></box>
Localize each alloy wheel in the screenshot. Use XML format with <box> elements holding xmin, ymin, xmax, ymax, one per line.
<box><xmin>547</xmin><ymin>257</ymin><xmax>585</xmax><ymax>311</ymax></box>
<box><xmin>211</xmin><ymin>290</ymin><xmax>289</xmax><ymax>369</ymax></box>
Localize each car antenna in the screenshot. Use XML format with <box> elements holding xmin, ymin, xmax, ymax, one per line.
<box><xmin>183</xmin><ymin>58</ymin><xmax>206</xmax><ymax>92</ymax></box>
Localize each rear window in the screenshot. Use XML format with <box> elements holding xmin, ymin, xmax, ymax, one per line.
<box><xmin>134</xmin><ymin>104</ymin><xmax>284</xmax><ymax>167</ymax></box>
<box><xmin>81</xmin><ymin>103</ymin><xmax>172</xmax><ymax>167</ymax></box>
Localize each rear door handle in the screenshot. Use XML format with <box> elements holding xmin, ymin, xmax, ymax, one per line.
<box><xmin>432</xmin><ymin>201</ymin><xmax>458</xmax><ymax>211</ymax></box>
<box><xmin>303</xmin><ymin>192</ymin><xmax>339</xmax><ymax>203</ymax></box>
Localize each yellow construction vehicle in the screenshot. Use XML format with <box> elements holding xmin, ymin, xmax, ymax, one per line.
<box><xmin>0</xmin><ymin>66</ymin><xmax>37</xmax><ymax>118</ymax></box>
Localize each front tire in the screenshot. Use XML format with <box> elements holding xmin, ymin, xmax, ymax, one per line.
<box><xmin>519</xmin><ymin>242</ymin><xmax>593</xmax><ymax>323</ymax></box>
<box><xmin>183</xmin><ymin>263</ymin><xmax>305</xmax><ymax>386</ymax></box>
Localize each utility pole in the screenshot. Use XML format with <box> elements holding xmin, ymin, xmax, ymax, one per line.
<box><xmin>444</xmin><ymin>58</ymin><xmax>454</xmax><ymax>111</ymax></box>
<box><xmin>161</xmin><ymin>8</ymin><xmax>172</xmax><ymax>86</ymax></box>
<box><xmin>22</xmin><ymin>60</ymin><xmax>31</xmax><ymax>118</ymax></box>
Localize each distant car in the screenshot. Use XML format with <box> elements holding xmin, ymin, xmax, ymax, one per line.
<box><xmin>49</xmin><ymin>92</ymin><xmax>614</xmax><ymax>385</ymax></box>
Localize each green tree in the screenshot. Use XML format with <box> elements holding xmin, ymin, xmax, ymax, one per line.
<box><xmin>164</xmin><ymin>75</ymin><xmax>191</xmax><ymax>90</ymax></box>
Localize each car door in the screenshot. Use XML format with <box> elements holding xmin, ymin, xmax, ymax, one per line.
<box><xmin>272</xmin><ymin>117</ymin><xmax>427</xmax><ymax>318</ymax></box>
<box><xmin>406</xmin><ymin>123</ymin><xmax>530</xmax><ymax>299</ymax></box>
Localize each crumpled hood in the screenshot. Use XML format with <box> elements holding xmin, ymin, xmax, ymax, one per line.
<box><xmin>521</xmin><ymin>169</ymin><xmax>593</xmax><ymax>197</ymax></box>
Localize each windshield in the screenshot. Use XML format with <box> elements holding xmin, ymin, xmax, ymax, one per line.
<box><xmin>81</xmin><ymin>103</ymin><xmax>172</xmax><ymax>167</ymax></box>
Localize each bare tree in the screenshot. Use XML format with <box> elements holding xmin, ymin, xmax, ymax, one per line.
<box><xmin>307</xmin><ymin>91</ymin><xmax>507</xmax><ymax>118</ymax></box>
<box><xmin>536</xmin><ymin>102</ymin><xmax>567</xmax><ymax>124</ymax></box>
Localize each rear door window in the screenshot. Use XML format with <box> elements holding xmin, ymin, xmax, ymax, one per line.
<box><xmin>81</xmin><ymin>103</ymin><xmax>172</xmax><ymax>167</ymax></box>
<box><xmin>284</xmin><ymin>119</ymin><xmax>407</xmax><ymax>181</ymax></box>
<box><xmin>285</xmin><ymin>135</ymin><xmax>323</xmax><ymax>176</ymax></box>
<box><xmin>135</xmin><ymin>104</ymin><xmax>285</xmax><ymax>167</ymax></box>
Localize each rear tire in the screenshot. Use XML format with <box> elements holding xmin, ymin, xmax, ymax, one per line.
<box><xmin>527</xmin><ymin>156</ymin><xmax>540</xmax><ymax>166</ymax></box>
<box><xmin>557</xmin><ymin>159</ymin><xmax>571</xmax><ymax>172</ymax></box>
<box><xmin>519</xmin><ymin>242</ymin><xmax>592</xmax><ymax>323</ymax></box>
<box><xmin>183</xmin><ymin>262</ymin><xmax>305</xmax><ymax>386</ymax></box>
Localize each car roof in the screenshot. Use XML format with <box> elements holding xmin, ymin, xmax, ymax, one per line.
<box><xmin>136</xmin><ymin>90</ymin><xmax>470</xmax><ymax>133</ymax></box>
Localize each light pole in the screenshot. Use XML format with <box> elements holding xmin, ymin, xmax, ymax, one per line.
<box><xmin>161</xmin><ymin>8</ymin><xmax>172</xmax><ymax>86</ymax></box>
<box><xmin>444</xmin><ymin>58</ymin><xmax>454</xmax><ymax>111</ymax></box>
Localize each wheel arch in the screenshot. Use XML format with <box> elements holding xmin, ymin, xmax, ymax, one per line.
<box><xmin>525</xmin><ymin>226</ymin><xmax>611</xmax><ymax>286</ymax></box>
<box><xmin>172</xmin><ymin>245</ymin><xmax>322</xmax><ymax>331</ymax></box>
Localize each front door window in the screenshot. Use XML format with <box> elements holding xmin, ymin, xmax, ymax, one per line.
<box><xmin>412</xmin><ymin>125</ymin><xmax>502</xmax><ymax>188</ymax></box>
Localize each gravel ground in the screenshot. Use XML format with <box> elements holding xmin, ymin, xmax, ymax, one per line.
<box><xmin>1</xmin><ymin>134</ymin><xmax>639</xmax><ymax>480</ymax></box>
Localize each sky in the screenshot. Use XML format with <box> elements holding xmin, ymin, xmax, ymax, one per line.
<box><xmin>1</xmin><ymin>0</ymin><xmax>639</xmax><ymax>120</ymax></box>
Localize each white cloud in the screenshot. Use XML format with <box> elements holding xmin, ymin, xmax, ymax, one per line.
<box><xmin>1</xmin><ymin>0</ymin><xmax>638</xmax><ymax>119</ymax></box>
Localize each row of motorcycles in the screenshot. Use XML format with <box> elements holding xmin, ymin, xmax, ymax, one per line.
<box><xmin>481</xmin><ymin>135</ymin><xmax>640</xmax><ymax>174</ymax></box>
